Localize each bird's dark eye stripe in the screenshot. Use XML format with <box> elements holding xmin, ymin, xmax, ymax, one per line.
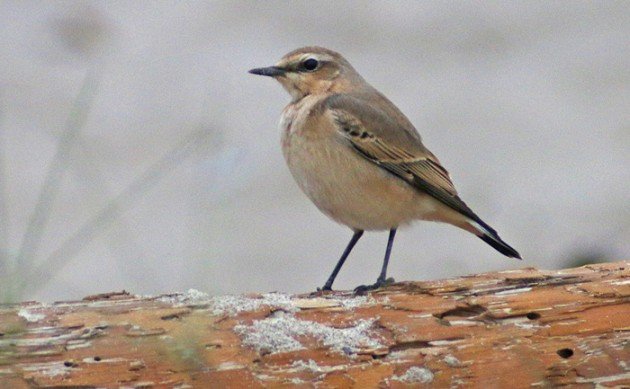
<box><xmin>302</xmin><ymin>58</ymin><xmax>319</xmax><ymax>71</ymax></box>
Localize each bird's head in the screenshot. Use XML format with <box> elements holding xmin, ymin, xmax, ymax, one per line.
<box><xmin>249</xmin><ymin>46</ymin><xmax>363</xmax><ymax>101</ymax></box>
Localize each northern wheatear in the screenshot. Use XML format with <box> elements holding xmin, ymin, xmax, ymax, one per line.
<box><xmin>250</xmin><ymin>46</ymin><xmax>520</xmax><ymax>292</ymax></box>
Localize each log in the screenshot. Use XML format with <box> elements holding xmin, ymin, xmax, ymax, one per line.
<box><xmin>0</xmin><ymin>261</ymin><xmax>628</xmax><ymax>388</ymax></box>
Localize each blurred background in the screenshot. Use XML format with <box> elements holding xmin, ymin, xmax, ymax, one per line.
<box><xmin>0</xmin><ymin>1</ymin><xmax>627</xmax><ymax>302</ymax></box>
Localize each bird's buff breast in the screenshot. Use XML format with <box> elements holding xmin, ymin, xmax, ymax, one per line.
<box><xmin>279</xmin><ymin>99</ymin><xmax>434</xmax><ymax>231</ymax></box>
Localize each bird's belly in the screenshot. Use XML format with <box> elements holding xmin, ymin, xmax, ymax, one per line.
<box><xmin>283</xmin><ymin>134</ymin><xmax>436</xmax><ymax>231</ymax></box>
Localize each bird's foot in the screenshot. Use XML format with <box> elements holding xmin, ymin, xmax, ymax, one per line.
<box><xmin>354</xmin><ymin>277</ymin><xmax>395</xmax><ymax>295</ymax></box>
<box><xmin>310</xmin><ymin>286</ymin><xmax>333</xmax><ymax>297</ymax></box>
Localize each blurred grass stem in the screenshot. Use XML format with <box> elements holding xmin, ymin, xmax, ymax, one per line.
<box><xmin>0</xmin><ymin>91</ymin><xmax>9</xmax><ymax>290</ymax></box>
<box><xmin>24</xmin><ymin>126</ymin><xmax>214</xmax><ymax>293</ymax></box>
<box><xmin>7</xmin><ymin>70</ymin><xmax>100</xmax><ymax>301</ymax></box>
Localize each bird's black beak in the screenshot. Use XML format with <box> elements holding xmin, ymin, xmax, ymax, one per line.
<box><xmin>248</xmin><ymin>66</ymin><xmax>286</xmax><ymax>77</ymax></box>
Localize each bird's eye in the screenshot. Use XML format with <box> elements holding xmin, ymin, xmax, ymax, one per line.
<box><xmin>302</xmin><ymin>58</ymin><xmax>319</xmax><ymax>71</ymax></box>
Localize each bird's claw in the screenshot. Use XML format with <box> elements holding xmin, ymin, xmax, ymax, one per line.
<box><xmin>310</xmin><ymin>286</ymin><xmax>332</xmax><ymax>297</ymax></box>
<box><xmin>353</xmin><ymin>277</ymin><xmax>395</xmax><ymax>295</ymax></box>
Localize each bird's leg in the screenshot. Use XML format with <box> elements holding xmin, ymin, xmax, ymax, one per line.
<box><xmin>354</xmin><ymin>228</ymin><xmax>397</xmax><ymax>294</ymax></box>
<box><xmin>320</xmin><ymin>230</ymin><xmax>364</xmax><ymax>291</ymax></box>
<box><xmin>376</xmin><ymin>228</ymin><xmax>397</xmax><ymax>284</ymax></box>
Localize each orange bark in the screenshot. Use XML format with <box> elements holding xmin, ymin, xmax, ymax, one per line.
<box><xmin>1</xmin><ymin>262</ymin><xmax>628</xmax><ymax>388</ymax></box>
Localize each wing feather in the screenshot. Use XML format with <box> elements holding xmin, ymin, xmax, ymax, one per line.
<box><xmin>325</xmin><ymin>93</ymin><xmax>484</xmax><ymax>224</ymax></box>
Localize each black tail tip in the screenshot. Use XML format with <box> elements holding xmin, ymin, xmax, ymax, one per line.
<box><xmin>479</xmin><ymin>234</ymin><xmax>521</xmax><ymax>259</ymax></box>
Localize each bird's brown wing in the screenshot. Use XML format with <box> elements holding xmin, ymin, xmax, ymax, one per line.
<box><xmin>324</xmin><ymin>93</ymin><xmax>481</xmax><ymax>222</ymax></box>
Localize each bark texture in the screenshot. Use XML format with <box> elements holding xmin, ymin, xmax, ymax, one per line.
<box><xmin>1</xmin><ymin>261</ymin><xmax>628</xmax><ymax>388</ymax></box>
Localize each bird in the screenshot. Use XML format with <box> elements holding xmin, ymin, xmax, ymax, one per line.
<box><xmin>249</xmin><ymin>46</ymin><xmax>520</xmax><ymax>293</ymax></box>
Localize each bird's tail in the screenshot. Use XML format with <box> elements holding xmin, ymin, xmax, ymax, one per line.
<box><xmin>468</xmin><ymin>219</ymin><xmax>521</xmax><ymax>259</ymax></box>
